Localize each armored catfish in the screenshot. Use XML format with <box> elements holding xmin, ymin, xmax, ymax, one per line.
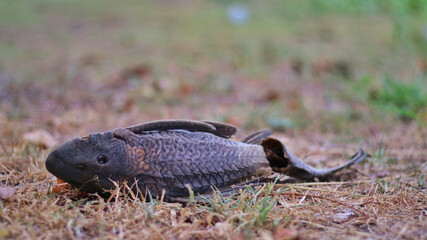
<box><xmin>45</xmin><ymin>120</ymin><xmax>368</xmax><ymax>200</ymax></box>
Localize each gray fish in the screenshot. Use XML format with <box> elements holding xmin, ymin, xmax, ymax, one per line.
<box><xmin>45</xmin><ymin>120</ymin><xmax>368</xmax><ymax>200</ymax></box>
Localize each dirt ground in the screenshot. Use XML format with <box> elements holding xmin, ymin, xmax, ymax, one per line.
<box><xmin>0</xmin><ymin>1</ymin><xmax>426</xmax><ymax>239</ymax></box>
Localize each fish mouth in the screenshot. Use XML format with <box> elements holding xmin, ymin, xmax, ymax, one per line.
<box><xmin>45</xmin><ymin>149</ymin><xmax>68</xmax><ymax>178</ymax></box>
<box><xmin>45</xmin><ymin>148</ymin><xmax>107</xmax><ymax>193</ymax></box>
<box><xmin>46</xmin><ymin>148</ymin><xmax>91</xmax><ymax>190</ymax></box>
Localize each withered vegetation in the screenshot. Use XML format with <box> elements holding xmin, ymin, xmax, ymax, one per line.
<box><xmin>1</xmin><ymin>138</ymin><xmax>426</xmax><ymax>239</ymax></box>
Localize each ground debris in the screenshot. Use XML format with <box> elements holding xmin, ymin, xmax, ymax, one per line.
<box><xmin>0</xmin><ymin>186</ymin><xmax>17</xmax><ymax>200</ymax></box>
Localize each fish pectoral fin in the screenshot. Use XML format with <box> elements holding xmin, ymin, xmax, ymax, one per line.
<box><xmin>125</xmin><ymin>119</ymin><xmax>237</xmax><ymax>138</ymax></box>
<box><xmin>111</xmin><ymin>128</ymin><xmax>139</xmax><ymax>142</ymax></box>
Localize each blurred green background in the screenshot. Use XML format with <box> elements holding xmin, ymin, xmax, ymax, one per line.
<box><xmin>0</xmin><ymin>0</ymin><xmax>426</xmax><ymax>142</ymax></box>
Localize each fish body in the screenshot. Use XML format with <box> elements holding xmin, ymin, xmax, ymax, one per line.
<box><xmin>46</xmin><ymin>120</ymin><xmax>368</xmax><ymax>200</ymax></box>
<box><xmin>46</xmin><ymin>120</ymin><xmax>271</xmax><ymax>199</ymax></box>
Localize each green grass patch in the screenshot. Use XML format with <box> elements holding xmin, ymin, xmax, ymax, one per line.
<box><xmin>370</xmin><ymin>76</ymin><xmax>427</xmax><ymax>121</ymax></box>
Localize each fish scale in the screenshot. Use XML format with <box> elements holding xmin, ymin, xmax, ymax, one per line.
<box><xmin>130</xmin><ymin>130</ymin><xmax>268</xmax><ymax>198</ymax></box>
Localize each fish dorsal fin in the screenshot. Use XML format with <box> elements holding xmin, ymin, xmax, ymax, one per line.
<box><xmin>201</xmin><ymin>121</ymin><xmax>237</xmax><ymax>138</ymax></box>
<box><xmin>241</xmin><ymin>129</ymin><xmax>273</xmax><ymax>144</ymax></box>
<box><xmin>125</xmin><ymin>119</ymin><xmax>237</xmax><ymax>138</ymax></box>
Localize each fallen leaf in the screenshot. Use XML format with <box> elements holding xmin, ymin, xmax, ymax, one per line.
<box><xmin>335</xmin><ymin>211</ymin><xmax>355</xmax><ymax>220</ymax></box>
<box><xmin>23</xmin><ymin>129</ymin><xmax>58</xmax><ymax>148</ymax></box>
<box><xmin>331</xmin><ymin>211</ymin><xmax>355</xmax><ymax>223</ymax></box>
<box><xmin>0</xmin><ymin>186</ymin><xmax>17</xmax><ymax>199</ymax></box>
<box><xmin>51</xmin><ymin>178</ymin><xmax>72</xmax><ymax>194</ymax></box>
<box><xmin>51</xmin><ymin>178</ymin><xmax>89</xmax><ymax>197</ymax></box>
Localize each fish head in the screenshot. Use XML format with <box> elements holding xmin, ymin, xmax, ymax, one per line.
<box><xmin>45</xmin><ymin>129</ymin><xmax>141</xmax><ymax>193</ymax></box>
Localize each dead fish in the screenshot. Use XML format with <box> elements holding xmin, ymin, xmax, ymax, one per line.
<box><xmin>45</xmin><ymin>120</ymin><xmax>368</xmax><ymax>201</ymax></box>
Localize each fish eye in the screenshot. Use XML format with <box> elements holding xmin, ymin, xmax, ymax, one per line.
<box><xmin>96</xmin><ymin>154</ymin><xmax>109</xmax><ymax>165</ymax></box>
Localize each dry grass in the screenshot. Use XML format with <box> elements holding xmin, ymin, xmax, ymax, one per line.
<box><xmin>1</xmin><ymin>1</ymin><xmax>426</xmax><ymax>239</ymax></box>
<box><xmin>1</xmin><ymin>130</ymin><xmax>426</xmax><ymax>239</ymax></box>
